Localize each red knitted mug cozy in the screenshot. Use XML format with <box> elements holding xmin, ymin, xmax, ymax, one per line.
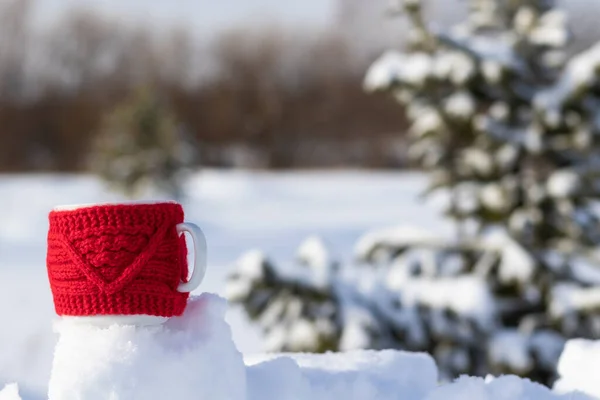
<box><xmin>46</xmin><ymin>202</ymin><xmax>190</xmax><ymax>317</ymax></box>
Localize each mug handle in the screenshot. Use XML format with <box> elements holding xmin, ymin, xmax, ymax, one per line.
<box><xmin>175</xmin><ymin>222</ymin><xmax>207</xmax><ymax>293</ymax></box>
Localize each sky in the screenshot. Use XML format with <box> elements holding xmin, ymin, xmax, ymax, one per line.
<box><xmin>33</xmin><ymin>0</ymin><xmax>337</xmax><ymax>36</ymax></box>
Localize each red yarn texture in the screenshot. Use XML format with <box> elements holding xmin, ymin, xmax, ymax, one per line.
<box><xmin>46</xmin><ymin>202</ymin><xmax>190</xmax><ymax>317</ymax></box>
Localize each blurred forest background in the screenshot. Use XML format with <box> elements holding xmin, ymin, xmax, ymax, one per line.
<box><xmin>1</xmin><ymin>0</ymin><xmax>598</xmax><ymax>175</ymax></box>
<box><xmin>0</xmin><ymin>0</ymin><xmax>403</xmax><ymax>173</ymax></box>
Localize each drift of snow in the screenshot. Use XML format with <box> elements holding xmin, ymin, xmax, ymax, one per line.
<box><xmin>245</xmin><ymin>350</ymin><xmax>437</xmax><ymax>400</ymax></box>
<box><xmin>6</xmin><ymin>278</ymin><xmax>598</xmax><ymax>400</ymax></box>
<box><xmin>0</xmin><ymin>384</ymin><xmax>21</xmax><ymax>400</ymax></box>
<box><xmin>47</xmin><ymin>294</ymin><xmax>247</xmax><ymax>400</ymax></box>
<box><xmin>555</xmin><ymin>339</ymin><xmax>600</xmax><ymax>398</ymax></box>
<box><xmin>45</xmin><ymin>287</ymin><xmax>448</xmax><ymax>400</ymax></box>
<box><xmin>426</xmin><ymin>375</ymin><xmax>592</xmax><ymax>400</ymax></box>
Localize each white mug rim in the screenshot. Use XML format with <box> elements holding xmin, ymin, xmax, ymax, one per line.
<box><xmin>52</xmin><ymin>200</ymin><xmax>179</xmax><ymax>212</ymax></box>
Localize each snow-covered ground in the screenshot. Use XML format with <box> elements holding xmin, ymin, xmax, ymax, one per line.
<box><xmin>3</xmin><ymin>291</ymin><xmax>595</xmax><ymax>400</ymax></box>
<box><xmin>2</xmin><ymin>170</ymin><xmax>598</xmax><ymax>400</ymax></box>
<box><xmin>555</xmin><ymin>339</ymin><xmax>600</xmax><ymax>398</ymax></box>
<box><xmin>0</xmin><ymin>170</ymin><xmax>451</xmax><ymax>398</ymax></box>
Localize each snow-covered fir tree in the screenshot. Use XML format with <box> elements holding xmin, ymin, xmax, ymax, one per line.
<box><xmin>228</xmin><ymin>0</ymin><xmax>600</xmax><ymax>385</ymax></box>
<box><xmin>90</xmin><ymin>85</ymin><xmax>196</xmax><ymax>199</ymax></box>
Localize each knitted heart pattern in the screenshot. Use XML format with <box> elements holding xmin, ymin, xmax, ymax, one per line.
<box><xmin>46</xmin><ymin>203</ymin><xmax>190</xmax><ymax>317</ymax></box>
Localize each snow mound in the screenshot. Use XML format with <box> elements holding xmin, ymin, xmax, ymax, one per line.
<box><xmin>554</xmin><ymin>339</ymin><xmax>600</xmax><ymax>399</ymax></box>
<box><xmin>6</xmin><ymin>290</ymin><xmax>598</xmax><ymax>400</ymax></box>
<box><xmin>246</xmin><ymin>350</ymin><xmax>437</xmax><ymax>400</ymax></box>
<box><xmin>0</xmin><ymin>384</ymin><xmax>21</xmax><ymax>400</ymax></box>
<box><xmin>46</xmin><ymin>289</ymin><xmax>438</xmax><ymax>400</ymax></box>
<box><xmin>426</xmin><ymin>375</ymin><xmax>592</xmax><ymax>400</ymax></box>
<box><xmin>48</xmin><ymin>294</ymin><xmax>246</xmax><ymax>400</ymax></box>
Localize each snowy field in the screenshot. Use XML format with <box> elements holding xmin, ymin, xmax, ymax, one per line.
<box><xmin>0</xmin><ymin>170</ymin><xmax>451</xmax><ymax>398</ymax></box>
<box><xmin>3</xmin><ymin>170</ymin><xmax>599</xmax><ymax>400</ymax></box>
